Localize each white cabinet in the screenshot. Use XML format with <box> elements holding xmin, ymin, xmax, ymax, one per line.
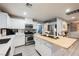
<box><xmin>7</xmin><ymin>16</ymin><xmax>11</xmax><ymax>28</ymax></box>
<box><xmin>18</xmin><ymin>20</ymin><xmax>25</xmax><ymax>29</ymax></box>
<box><xmin>9</xmin><ymin>18</ymin><xmax>25</xmax><ymax>29</ymax></box>
<box><xmin>14</xmin><ymin>33</ymin><xmax>25</xmax><ymax>47</ymax></box>
<box><xmin>0</xmin><ymin>14</ymin><xmax>2</xmax><ymax>28</ymax></box>
<box><xmin>34</xmin><ymin>37</ymin><xmax>63</xmax><ymax>56</ymax></box>
<box><xmin>0</xmin><ymin>12</ymin><xmax>25</xmax><ymax>29</ymax></box>
<box><xmin>0</xmin><ymin>12</ymin><xmax>9</xmax><ymax>28</ymax></box>
<box><xmin>34</xmin><ymin>38</ymin><xmax>52</xmax><ymax>56</ymax></box>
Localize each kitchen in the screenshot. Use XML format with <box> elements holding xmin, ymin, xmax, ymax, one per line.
<box><xmin>0</xmin><ymin>3</ymin><xmax>79</xmax><ymax>56</ymax></box>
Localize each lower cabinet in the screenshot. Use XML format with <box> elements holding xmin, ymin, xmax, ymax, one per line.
<box><xmin>34</xmin><ymin>37</ymin><xmax>63</xmax><ymax>56</ymax></box>
<box><xmin>34</xmin><ymin>38</ymin><xmax>53</xmax><ymax>56</ymax></box>
<box><xmin>35</xmin><ymin>43</ymin><xmax>52</xmax><ymax>56</ymax></box>
<box><xmin>14</xmin><ymin>33</ymin><xmax>25</xmax><ymax>47</ymax></box>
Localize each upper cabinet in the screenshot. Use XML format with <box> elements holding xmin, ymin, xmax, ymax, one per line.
<box><xmin>0</xmin><ymin>12</ymin><xmax>26</xmax><ymax>29</ymax></box>
<box><xmin>0</xmin><ymin>12</ymin><xmax>9</xmax><ymax>28</ymax></box>
<box><xmin>9</xmin><ymin>18</ymin><xmax>25</xmax><ymax>29</ymax></box>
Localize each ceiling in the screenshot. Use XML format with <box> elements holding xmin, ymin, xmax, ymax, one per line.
<box><xmin>0</xmin><ymin>3</ymin><xmax>79</xmax><ymax>21</ymax></box>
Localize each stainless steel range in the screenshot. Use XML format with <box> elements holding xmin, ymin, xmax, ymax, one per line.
<box><xmin>24</xmin><ymin>24</ymin><xmax>36</xmax><ymax>45</ymax></box>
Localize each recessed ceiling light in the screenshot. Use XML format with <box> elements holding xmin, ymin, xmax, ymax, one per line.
<box><xmin>65</xmin><ymin>8</ymin><xmax>71</xmax><ymax>13</ymax></box>
<box><xmin>23</xmin><ymin>12</ymin><xmax>27</xmax><ymax>15</ymax></box>
<box><xmin>71</xmin><ymin>17</ymin><xmax>75</xmax><ymax>19</ymax></box>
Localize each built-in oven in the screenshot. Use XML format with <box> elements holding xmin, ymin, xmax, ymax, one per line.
<box><xmin>25</xmin><ymin>31</ymin><xmax>35</xmax><ymax>46</ymax></box>
<box><xmin>24</xmin><ymin>24</ymin><xmax>35</xmax><ymax>45</ymax></box>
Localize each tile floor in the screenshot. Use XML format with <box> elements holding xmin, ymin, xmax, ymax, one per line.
<box><xmin>14</xmin><ymin>45</ymin><xmax>39</xmax><ymax>56</ymax></box>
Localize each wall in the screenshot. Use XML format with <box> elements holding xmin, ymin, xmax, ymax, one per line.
<box><xmin>57</xmin><ymin>18</ymin><xmax>62</xmax><ymax>35</ymax></box>
<box><xmin>76</xmin><ymin>23</ymin><xmax>79</xmax><ymax>31</ymax></box>
<box><xmin>57</xmin><ymin>18</ymin><xmax>67</xmax><ymax>36</ymax></box>
<box><xmin>68</xmin><ymin>22</ymin><xmax>79</xmax><ymax>38</ymax></box>
<box><xmin>43</xmin><ymin>23</ymin><xmax>48</xmax><ymax>32</ymax></box>
<box><xmin>73</xmin><ymin>23</ymin><xmax>79</xmax><ymax>32</ymax></box>
<box><xmin>33</xmin><ymin>22</ymin><xmax>38</xmax><ymax>29</ymax></box>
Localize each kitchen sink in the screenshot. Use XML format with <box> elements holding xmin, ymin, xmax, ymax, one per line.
<box><xmin>0</xmin><ymin>38</ymin><xmax>10</xmax><ymax>44</ymax></box>
<box><xmin>41</xmin><ymin>34</ymin><xmax>59</xmax><ymax>39</ymax></box>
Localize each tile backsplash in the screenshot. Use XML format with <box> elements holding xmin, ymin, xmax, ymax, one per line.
<box><xmin>0</xmin><ymin>29</ymin><xmax>6</xmax><ymax>36</ymax></box>
<box><xmin>2</xmin><ymin>29</ymin><xmax>6</xmax><ymax>36</ymax></box>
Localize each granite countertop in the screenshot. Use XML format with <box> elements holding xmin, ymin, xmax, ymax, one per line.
<box><xmin>34</xmin><ymin>34</ymin><xmax>77</xmax><ymax>48</ymax></box>
<box><xmin>0</xmin><ymin>35</ymin><xmax>15</xmax><ymax>56</ymax></box>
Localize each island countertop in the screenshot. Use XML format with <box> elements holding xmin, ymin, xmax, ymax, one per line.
<box><xmin>0</xmin><ymin>35</ymin><xmax>15</xmax><ymax>56</ymax></box>
<box><xmin>34</xmin><ymin>34</ymin><xmax>77</xmax><ymax>48</ymax></box>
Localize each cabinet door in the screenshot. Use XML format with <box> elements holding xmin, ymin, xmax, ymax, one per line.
<box><xmin>35</xmin><ymin>41</ymin><xmax>52</xmax><ymax>56</ymax></box>
<box><xmin>9</xmin><ymin>19</ymin><xmax>16</xmax><ymax>29</ymax></box>
<box><xmin>7</xmin><ymin>18</ymin><xmax>11</xmax><ymax>28</ymax></box>
<box><xmin>1</xmin><ymin>13</ymin><xmax>7</xmax><ymax>28</ymax></box>
<box><xmin>35</xmin><ymin>38</ymin><xmax>52</xmax><ymax>56</ymax></box>
<box><xmin>14</xmin><ymin>34</ymin><xmax>25</xmax><ymax>47</ymax></box>
<box><xmin>0</xmin><ymin>14</ymin><xmax>2</xmax><ymax>28</ymax></box>
<box><xmin>8</xmin><ymin>18</ymin><xmax>25</xmax><ymax>29</ymax></box>
<box><xmin>0</xmin><ymin>12</ymin><xmax>7</xmax><ymax>28</ymax></box>
<box><xmin>17</xmin><ymin>20</ymin><xmax>25</xmax><ymax>29</ymax></box>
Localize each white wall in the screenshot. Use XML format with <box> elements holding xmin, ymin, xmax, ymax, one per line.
<box><xmin>33</xmin><ymin>22</ymin><xmax>38</xmax><ymax>29</ymax></box>
<box><xmin>57</xmin><ymin>18</ymin><xmax>62</xmax><ymax>35</ymax></box>
<box><xmin>57</xmin><ymin>18</ymin><xmax>67</xmax><ymax>36</ymax></box>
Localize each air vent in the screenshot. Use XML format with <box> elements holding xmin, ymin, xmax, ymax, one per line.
<box><xmin>66</xmin><ymin>9</ymin><xmax>79</xmax><ymax>15</ymax></box>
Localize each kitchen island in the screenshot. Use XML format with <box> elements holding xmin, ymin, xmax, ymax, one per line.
<box><xmin>0</xmin><ymin>35</ymin><xmax>15</xmax><ymax>56</ymax></box>
<box><xmin>34</xmin><ymin>34</ymin><xmax>79</xmax><ymax>56</ymax></box>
